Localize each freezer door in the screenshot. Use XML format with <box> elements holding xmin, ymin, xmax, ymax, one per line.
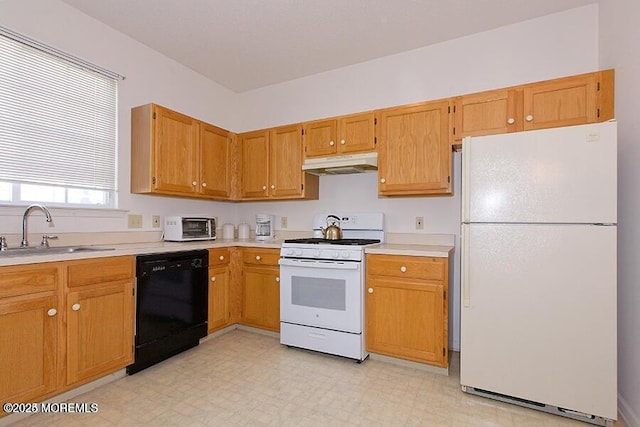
<box><xmin>460</xmin><ymin>223</ymin><xmax>617</xmax><ymax>420</ymax></box>
<box><xmin>462</xmin><ymin>121</ymin><xmax>617</xmax><ymax>224</ymax></box>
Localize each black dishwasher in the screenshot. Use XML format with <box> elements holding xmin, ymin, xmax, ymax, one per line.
<box><xmin>127</xmin><ymin>250</ymin><xmax>208</xmax><ymax>374</ymax></box>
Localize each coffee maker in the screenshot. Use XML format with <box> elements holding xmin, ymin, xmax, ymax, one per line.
<box><xmin>255</xmin><ymin>214</ymin><xmax>275</xmax><ymax>241</ymax></box>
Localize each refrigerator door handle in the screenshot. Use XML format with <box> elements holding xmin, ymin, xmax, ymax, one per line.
<box><xmin>462</xmin><ymin>224</ymin><xmax>470</xmax><ymax>307</ymax></box>
<box><xmin>462</xmin><ymin>136</ymin><xmax>471</xmax><ymax>222</ymax></box>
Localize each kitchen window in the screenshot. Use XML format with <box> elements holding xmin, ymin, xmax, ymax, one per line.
<box><xmin>0</xmin><ymin>26</ymin><xmax>122</xmax><ymax>208</ymax></box>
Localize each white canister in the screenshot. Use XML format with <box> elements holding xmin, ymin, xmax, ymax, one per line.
<box><xmin>238</xmin><ymin>223</ymin><xmax>250</xmax><ymax>240</ymax></box>
<box><xmin>222</xmin><ymin>223</ymin><xmax>235</xmax><ymax>240</ymax></box>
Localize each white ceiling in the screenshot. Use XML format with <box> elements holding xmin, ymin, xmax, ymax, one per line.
<box><xmin>61</xmin><ymin>0</ymin><xmax>597</xmax><ymax>93</ymax></box>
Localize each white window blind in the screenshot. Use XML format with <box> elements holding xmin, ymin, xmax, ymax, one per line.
<box><xmin>0</xmin><ymin>27</ymin><xmax>120</xmax><ymax>203</ymax></box>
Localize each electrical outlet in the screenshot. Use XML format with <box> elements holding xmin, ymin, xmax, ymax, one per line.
<box><xmin>152</xmin><ymin>215</ymin><xmax>161</xmax><ymax>228</ymax></box>
<box><xmin>415</xmin><ymin>216</ymin><xmax>424</xmax><ymax>230</ymax></box>
<box><xmin>281</xmin><ymin>216</ymin><xmax>288</xmax><ymax>228</ymax></box>
<box><xmin>128</xmin><ymin>214</ymin><xmax>143</xmax><ymax>229</ymax></box>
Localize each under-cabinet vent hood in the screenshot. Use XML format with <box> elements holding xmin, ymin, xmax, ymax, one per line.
<box><xmin>302</xmin><ymin>152</ymin><xmax>378</xmax><ymax>176</ymax></box>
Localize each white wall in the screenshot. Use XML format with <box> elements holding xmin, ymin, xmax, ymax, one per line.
<box><xmin>0</xmin><ymin>0</ymin><xmax>239</xmax><ymax>235</ymax></box>
<box><xmin>237</xmin><ymin>5</ymin><xmax>600</xmax><ymax>350</ymax></box>
<box><xmin>599</xmin><ymin>1</ymin><xmax>640</xmax><ymax>425</ymax></box>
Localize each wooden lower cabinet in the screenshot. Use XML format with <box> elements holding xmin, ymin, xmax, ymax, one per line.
<box><xmin>240</xmin><ymin>248</ymin><xmax>280</xmax><ymax>332</ymax></box>
<box><xmin>0</xmin><ymin>256</ymin><xmax>135</xmax><ymax>412</ymax></box>
<box><xmin>0</xmin><ymin>263</ymin><xmax>61</xmax><ymax>411</ymax></box>
<box><xmin>366</xmin><ymin>254</ymin><xmax>449</xmax><ymax>367</ymax></box>
<box><xmin>65</xmin><ymin>257</ymin><xmax>134</xmax><ymax>386</ymax></box>
<box><xmin>208</xmin><ymin>247</ymin><xmax>232</xmax><ymax>332</ymax></box>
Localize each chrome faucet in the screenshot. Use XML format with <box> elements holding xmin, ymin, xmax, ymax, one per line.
<box><xmin>20</xmin><ymin>204</ymin><xmax>53</xmax><ymax>248</ymax></box>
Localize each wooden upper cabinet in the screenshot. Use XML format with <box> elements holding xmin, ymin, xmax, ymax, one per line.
<box><xmin>240</xmin><ymin>126</ymin><xmax>318</xmax><ymax>201</ymax></box>
<box><xmin>304</xmin><ymin>119</ymin><xmax>337</xmax><ymax>157</ymax></box>
<box><xmin>153</xmin><ymin>106</ymin><xmax>200</xmax><ymax>194</ymax></box>
<box><xmin>304</xmin><ymin>112</ymin><xmax>375</xmax><ymax>158</ymax></box>
<box><xmin>131</xmin><ymin>103</ymin><xmax>236</xmax><ymax>200</ymax></box>
<box><xmin>453</xmin><ymin>89</ymin><xmax>522</xmax><ymax>143</ymax></box>
<box><xmin>270</xmin><ymin>124</ymin><xmax>305</xmax><ymax>198</ymax></box>
<box><xmin>200</xmin><ymin>123</ymin><xmax>235</xmax><ymax>199</ymax></box>
<box><xmin>377</xmin><ymin>99</ymin><xmax>452</xmax><ymax>196</ymax></box>
<box><xmin>240</xmin><ymin>129</ymin><xmax>270</xmax><ymax>199</ymax></box>
<box><xmin>523</xmin><ymin>71</ymin><xmax>602</xmax><ymax>131</ymax></box>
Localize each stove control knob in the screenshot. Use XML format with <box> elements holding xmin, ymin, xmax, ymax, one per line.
<box><xmin>286</xmin><ymin>249</ymin><xmax>295</xmax><ymax>256</ymax></box>
<box><xmin>295</xmin><ymin>249</ymin><xmax>303</xmax><ymax>256</ymax></box>
<box><xmin>340</xmin><ymin>251</ymin><xmax>350</xmax><ymax>258</ymax></box>
<box><xmin>332</xmin><ymin>251</ymin><xmax>339</xmax><ymax>258</ymax></box>
<box><xmin>313</xmin><ymin>250</ymin><xmax>321</xmax><ymax>257</ymax></box>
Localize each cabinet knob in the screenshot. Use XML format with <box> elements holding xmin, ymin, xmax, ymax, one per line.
<box><xmin>270</xmin><ymin>184</ymin><xmax>275</xmax><ymax>190</ymax></box>
<box><xmin>400</xmin><ymin>266</ymin><xmax>407</xmax><ymax>273</ymax></box>
<box><xmin>262</xmin><ymin>185</ymin><xmax>267</xmax><ymax>190</ymax></box>
<box><xmin>71</xmin><ymin>303</ymin><xmax>81</xmax><ymax>311</ymax></box>
<box><xmin>202</xmin><ymin>182</ymin><xmax>207</xmax><ymax>188</ymax></box>
<box><xmin>219</xmin><ymin>255</ymin><xmax>224</xmax><ymax>261</ymax></box>
<box><xmin>211</xmin><ymin>276</ymin><xmax>216</xmax><ymax>282</ymax></box>
<box><xmin>329</xmin><ymin>140</ymin><xmax>335</xmax><ymax>146</ymax></box>
<box><xmin>507</xmin><ymin>118</ymin><xmax>515</xmax><ymax>124</ymax></box>
<box><xmin>47</xmin><ymin>308</ymin><xmax>57</xmax><ymax>317</ymax></box>
<box><xmin>192</xmin><ymin>181</ymin><xmax>198</xmax><ymax>186</ymax></box>
<box><xmin>276</xmin><ymin>277</ymin><xmax>280</xmax><ymax>282</ymax></box>
<box><xmin>340</xmin><ymin>139</ymin><xmax>346</xmax><ymax>145</ymax></box>
<box><xmin>380</xmin><ymin>178</ymin><xmax>386</xmax><ymax>184</ymax></box>
<box><xmin>525</xmin><ymin>115</ymin><xmax>534</xmax><ymax>122</ymax></box>
<box><xmin>368</xmin><ymin>288</ymin><xmax>373</xmax><ymax>294</ymax></box>
<box><xmin>256</xmin><ymin>255</ymin><xmax>261</xmax><ymax>261</ymax></box>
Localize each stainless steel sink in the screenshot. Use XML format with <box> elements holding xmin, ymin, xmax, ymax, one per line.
<box><xmin>0</xmin><ymin>246</ymin><xmax>115</xmax><ymax>257</ymax></box>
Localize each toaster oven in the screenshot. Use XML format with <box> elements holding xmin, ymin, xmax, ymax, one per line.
<box><xmin>164</xmin><ymin>216</ymin><xmax>216</xmax><ymax>241</ymax></box>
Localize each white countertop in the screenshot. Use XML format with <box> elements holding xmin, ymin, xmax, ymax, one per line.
<box><xmin>0</xmin><ymin>233</ymin><xmax>455</xmax><ymax>266</ymax></box>
<box><xmin>365</xmin><ymin>243</ymin><xmax>453</xmax><ymax>258</ymax></box>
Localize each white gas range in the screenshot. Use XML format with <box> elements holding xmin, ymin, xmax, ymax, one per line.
<box><xmin>279</xmin><ymin>213</ymin><xmax>384</xmax><ymax>362</ymax></box>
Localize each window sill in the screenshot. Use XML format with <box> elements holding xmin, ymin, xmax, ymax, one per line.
<box><xmin>0</xmin><ymin>204</ymin><xmax>129</xmax><ymax>218</ymax></box>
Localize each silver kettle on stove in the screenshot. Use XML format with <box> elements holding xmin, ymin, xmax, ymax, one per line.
<box><xmin>321</xmin><ymin>215</ymin><xmax>342</xmax><ymax>240</ymax></box>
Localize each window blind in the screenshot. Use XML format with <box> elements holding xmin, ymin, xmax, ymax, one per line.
<box><xmin>0</xmin><ymin>28</ymin><xmax>119</xmax><ymax>192</ymax></box>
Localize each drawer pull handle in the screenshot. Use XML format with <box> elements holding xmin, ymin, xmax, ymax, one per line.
<box><xmin>202</xmin><ymin>182</ymin><xmax>207</xmax><ymax>187</ymax></box>
<box><xmin>526</xmin><ymin>114</ymin><xmax>534</xmax><ymax>122</ymax></box>
<box><xmin>368</xmin><ymin>288</ymin><xmax>373</xmax><ymax>294</ymax></box>
<box><xmin>71</xmin><ymin>303</ymin><xmax>81</xmax><ymax>311</ymax></box>
<box><xmin>211</xmin><ymin>277</ymin><xmax>216</xmax><ymax>282</ymax></box>
<box><xmin>255</xmin><ymin>255</ymin><xmax>261</xmax><ymax>261</ymax></box>
<box><xmin>275</xmin><ymin>277</ymin><xmax>280</xmax><ymax>283</ymax></box>
<box><xmin>192</xmin><ymin>181</ymin><xmax>198</xmax><ymax>186</ymax></box>
<box><xmin>47</xmin><ymin>308</ymin><xmax>57</xmax><ymax>317</ymax></box>
<box><xmin>329</xmin><ymin>140</ymin><xmax>335</xmax><ymax>146</ymax></box>
<box><xmin>507</xmin><ymin>118</ymin><xmax>515</xmax><ymax>124</ymax></box>
<box><xmin>340</xmin><ymin>139</ymin><xmax>346</xmax><ymax>145</ymax></box>
<box><xmin>380</xmin><ymin>178</ymin><xmax>386</xmax><ymax>184</ymax></box>
<box><xmin>219</xmin><ymin>255</ymin><xmax>224</xmax><ymax>261</ymax></box>
<box><xmin>400</xmin><ymin>266</ymin><xmax>407</xmax><ymax>273</ymax></box>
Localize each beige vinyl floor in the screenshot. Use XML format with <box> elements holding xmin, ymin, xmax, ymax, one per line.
<box><xmin>10</xmin><ymin>329</ymin><xmax>628</xmax><ymax>426</ymax></box>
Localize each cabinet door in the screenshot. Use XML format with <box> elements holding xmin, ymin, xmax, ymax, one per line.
<box><xmin>523</xmin><ymin>73</ymin><xmax>598</xmax><ymax>131</ymax></box>
<box><xmin>366</xmin><ymin>277</ymin><xmax>446</xmax><ymax>366</ymax></box>
<box><xmin>270</xmin><ymin>124</ymin><xmax>304</xmax><ymax>199</ymax></box>
<box><xmin>240</xmin><ymin>130</ymin><xmax>270</xmax><ymax>199</ymax></box>
<box><xmin>338</xmin><ymin>112</ymin><xmax>376</xmax><ymax>154</ymax></box>
<box><xmin>241</xmin><ymin>266</ymin><xmax>280</xmax><ymax>332</ymax></box>
<box><xmin>454</xmin><ymin>89</ymin><xmax>521</xmax><ymax>142</ymax></box>
<box><xmin>208</xmin><ymin>266</ymin><xmax>230</xmax><ymax>333</ymax></box>
<box><xmin>200</xmin><ymin>123</ymin><xmax>231</xmax><ymax>198</ymax></box>
<box><xmin>153</xmin><ymin>106</ymin><xmax>200</xmax><ymax>194</ymax></box>
<box><xmin>303</xmin><ymin>119</ymin><xmax>337</xmax><ymax>158</ymax></box>
<box><xmin>66</xmin><ymin>280</ymin><xmax>134</xmax><ymax>385</ymax></box>
<box><xmin>0</xmin><ymin>293</ymin><xmax>58</xmax><ymax>404</ymax></box>
<box><xmin>377</xmin><ymin>100</ymin><xmax>451</xmax><ymax>195</ymax></box>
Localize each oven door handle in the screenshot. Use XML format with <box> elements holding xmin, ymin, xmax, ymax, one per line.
<box><xmin>279</xmin><ymin>258</ymin><xmax>360</xmax><ymax>270</ymax></box>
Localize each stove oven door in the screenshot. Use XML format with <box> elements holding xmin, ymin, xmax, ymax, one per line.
<box><xmin>279</xmin><ymin>258</ymin><xmax>363</xmax><ymax>333</ymax></box>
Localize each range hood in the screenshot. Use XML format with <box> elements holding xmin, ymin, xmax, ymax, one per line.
<box><xmin>302</xmin><ymin>152</ymin><xmax>378</xmax><ymax>175</ymax></box>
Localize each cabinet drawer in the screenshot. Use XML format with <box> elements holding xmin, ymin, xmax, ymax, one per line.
<box><xmin>209</xmin><ymin>248</ymin><xmax>231</xmax><ymax>266</ymax></box>
<box><xmin>66</xmin><ymin>256</ymin><xmax>135</xmax><ymax>287</ymax></box>
<box><xmin>242</xmin><ymin>248</ymin><xmax>280</xmax><ymax>266</ymax></box>
<box><xmin>0</xmin><ymin>263</ymin><xmax>60</xmax><ymax>298</ymax></box>
<box><xmin>367</xmin><ymin>254</ymin><xmax>445</xmax><ymax>281</ymax></box>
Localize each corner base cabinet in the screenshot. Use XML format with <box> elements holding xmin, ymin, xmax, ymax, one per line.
<box><xmin>365</xmin><ymin>254</ymin><xmax>449</xmax><ymax>367</ymax></box>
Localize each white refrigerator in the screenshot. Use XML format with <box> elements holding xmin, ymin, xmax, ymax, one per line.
<box><xmin>460</xmin><ymin>121</ymin><xmax>617</xmax><ymax>425</ymax></box>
